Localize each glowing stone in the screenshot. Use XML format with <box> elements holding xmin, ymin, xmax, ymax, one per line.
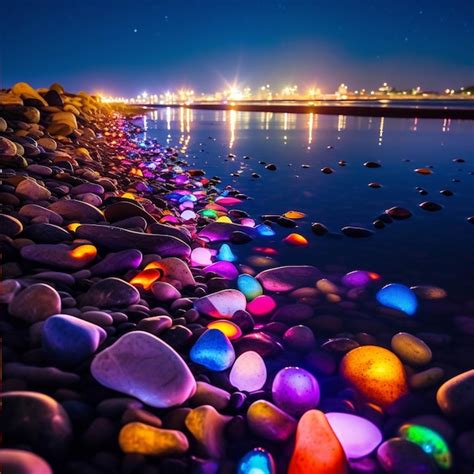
<box><xmin>69</xmin><ymin>244</ymin><xmax>97</xmax><ymax>261</ymax></box>
<box><xmin>191</xmin><ymin>247</ymin><xmax>213</xmax><ymax>267</ymax></box>
<box><xmin>284</xmin><ymin>233</ymin><xmax>309</xmax><ymax>246</ymax></box>
<box><xmin>340</xmin><ymin>345</ymin><xmax>409</xmax><ymax>408</ymax></box>
<box><xmin>237</xmin><ymin>448</ymin><xmax>276</xmax><ymax>474</ymax></box>
<box><xmin>289</xmin><ymin>410</ymin><xmax>348</xmax><ymax>474</ymax></box>
<box><xmin>190</xmin><ymin>329</ymin><xmax>235</xmax><ymax>371</ymax></box>
<box><xmin>201</xmin><ymin>209</ymin><xmax>217</xmax><ymax>218</ymax></box>
<box><xmin>247</xmin><ymin>295</ymin><xmax>277</xmax><ymax>317</ymax></box>
<box><xmin>216</xmin><ymin>215</ymin><xmax>232</xmax><ymax>223</ymax></box>
<box><xmin>398</xmin><ymin>424</ymin><xmax>452</xmax><ymax>469</ymax></box>
<box><xmin>129</xmin><ymin>269</ymin><xmax>162</xmax><ymax>290</ymax></box>
<box><xmin>119</xmin><ymin>422</ymin><xmax>188</xmax><ymax>456</ymax></box>
<box><xmin>194</xmin><ymin>289</ymin><xmax>246</xmax><ymax>318</ymax></box>
<box><xmin>215</xmin><ymin>196</ymin><xmax>242</xmax><ymax>206</ymax></box>
<box><xmin>237</xmin><ymin>274</ymin><xmax>263</xmax><ymax>301</ymax></box>
<box><xmin>283</xmin><ymin>210</ymin><xmax>306</xmax><ymax>219</ymax></box>
<box><xmin>67</xmin><ymin>222</ymin><xmax>81</xmax><ymax>232</ymax></box>
<box><xmin>216</xmin><ymin>243</ymin><xmax>237</xmax><ymax>262</ymax></box>
<box><xmin>325</xmin><ymin>412</ymin><xmax>383</xmax><ymax>459</ymax></box>
<box><xmin>207</xmin><ymin>320</ymin><xmax>242</xmax><ymax>340</ymax></box>
<box><xmin>256</xmin><ymin>224</ymin><xmax>276</xmax><ymax>237</ymax></box>
<box><xmin>241</xmin><ymin>218</ymin><xmax>256</xmax><ymax>227</ymax></box>
<box><xmin>341</xmin><ymin>270</ymin><xmax>372</xmax><ymax>287</ymax></box>
<box><xmin>230</xmin><ymin>351</ymin><xmax>267</xmax><ymax>391</ymax></box>
<box><xmin>121</xmin><ymin>192</ymin><xmax>136</xmax><ymax>200</ymax></box>
<box><xmin>180</xmin><ymin>209</ymin><xmax>196</xmax><ymax>220</ymax></box>
<box><xmin>376</xmin><ymin>283</ymin><xmax>418</xmax><ymax>316</ymax></box>
<box><xmin>272</xmin><ymin>367</ymin><xmax>320</xmax><ymax>416</ymax></box>
<box><xmin>204</xmin><ymin>261</ymin><xmax>239</xmax><ymax>280</ymax></box>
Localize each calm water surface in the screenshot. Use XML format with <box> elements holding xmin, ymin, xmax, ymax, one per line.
<box><xmin>143</xmin><ymin>109</ymin><xmax>474</xmax><ymax>298</ymax></box>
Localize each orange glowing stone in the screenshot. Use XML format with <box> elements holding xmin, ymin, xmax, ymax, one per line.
<box><xmin>283</xmin><ymin>211</ymin><xmax>306</xmax><ymax>219</ymax></box>
<box><xmin>69</xmin><ymin>244</ymin><xmax>97</xmax><ymax>261</ymax></box>
<box><xmin>414</xmin><ymin>168</ymin><xmax>433</xmax><ymax>175</ymax></box>
<box><xmin>340</xmin><ymin>345</ymin><xmax>409</xmax><ymax>409</ymax></box>
<box><xmin>119</xmin><ymin>422</ymin><xmax>189</xmax><ymax>456</ymax></box>
<box><xmin>129</xmin><ymin>269</ymin><xmax>162</xmax><ymax>290</ymax></box>
<box><xmin>207</xmin><ymin>320</ymin><xmax>242</xmax><ymax>340</ymax></box>
<box><xmin>122</xmin><ymin>192</ymin><xmax>136</xmax><ymax>200</ymax></box>
<box><xmin>130</xmin><ymin>167</ymin><xmax>143</xmax><ymax>177</ymax></box>
<box><xmin>283</xmin><ymin>233</ymin><xmax>309</xmax><ymax>246</ymax></box>
<box><xmin>67</xmin><ymin>223</ymin><xmax>81</xmax><ymax>232</ymax></box>
<box><xmin>289</xmin><ymin>410</ymin><xmax>348</xmax><ymax>474</ymax></box>
<box><xmin>144</xmin><ymin>261</ymin><xmax>161</xmax><ymax>270</ymax></box>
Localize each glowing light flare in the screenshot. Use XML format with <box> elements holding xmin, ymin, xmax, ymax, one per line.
<box><xmin>207</xmin><ymin>320</ymin><xmax>242</xmax><ymax>340</ymax></box>
<box><xmin>129</xmin><ymin>268</ymin><xmax>162</xmax><ymax>290</ymax></box>
<box><xmin>69</xmin><ymin>244</ymin><xmax>97</xmax><ymax>261</ymax></box>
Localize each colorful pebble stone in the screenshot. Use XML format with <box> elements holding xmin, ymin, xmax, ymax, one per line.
<box><xmin>237</xmin><ymin>448</ymin><xmax>276</xmax><ymax>474</ymax></box>
<box><xmin>247</xmin><ymin>295</ymin><xmax>277</xmax><ymax>317</ymax></box>
<box><xmin>190</xmin><ymin>329</ymin><xmax>236</xmax><ymax>371</ymax></box>
<box><xmin>207</xmin><ymin>320</ymin><xmax>242</xmax><ymax>340</ymax></box>
<box><xmin>376</xmin><ymin>283</ymin><xmax>418</xmax><ymax>316</ymax></box>
<box><xmin>229</xmin><ymin>351</ymin><xmax>267</xmax><ymax>391</ymax></box>
<box><xmin>237</xmin><ymin>274</ymin><xmax>263</xmax><ymax>301</ymax></box>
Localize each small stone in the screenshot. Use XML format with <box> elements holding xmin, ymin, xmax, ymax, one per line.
<box><xmin>436</xmin><ymin>370</ymin><xmax>474</xmax><ymax>419</ymax></box>
<box><xmin>247</xmin><ymin>400</ymin><xmax>297</xmax><ymax>442</ymax></box>
<box><xmin>16</xmin><ymin>179</ymin><xmax>51</xmax><ymax>201</ymax></box>
<box><xmin>391</xmin><ymin>332</ymin><xmax>432</xmax><ymax>366</ymax></box>
<box><xmin>364</xmin><ymin>161</ymin><xmax>381</xmax><ymax>168</ymax></box>
<box><xmin>341</xmin><ymin>226</ymin><xmax>374</xmax><ymax>238</ymax></box>
<box><xmin>190</xmin><ymin>329</ymin><xmax>235</xmax><ymax>371</ymax></box>
<box><xmin>91</xmin><ymin>331</ymin><xmax>196</xmax><ymax>408</ymax></box>
<box><xmin>81</xmin><ymin>277</ymin><xmax>140</xmax><ymax>308</ymax></box>
<box><xmin>8</xmin><ymin>283</ymin><xmax>61</xmax><ymax>323</ymax></box>
<box><xmin>377</xmin><ymin>438</ymin><xmax>437</xmax><ymax>474</ymax></box>
<box><xmin>256</xmin><ymin>265</ymin><xmax>321</xmax><ymax>292</ymax></box>
<box><xmin>185</xmin><ymin>405</ymin><xmax>231</xmax><ymax>458</ymax></box>
<box><xmin>229</xmin><ymin>351</ymin><xmax>267</xmax><ymax>391</ymax></box>
<box><xmin>42</xmin><ymin>314</ymin><xmax>106</xmax><ymax>366</ymax></box>
<box><xmin>321</xmin><ymin>166</ymin><xmax>334</xmax><ymax>174</ymax></box>
<box><xmin>386</xmin><ymin>207</ymin><xmax>412</xmax><ymax>220</ymax></box>
<box><xmin>419</xmin><ymin>201</ymin><xmax>443</xmax><ymax>212</ymax></box>
<box><xmin>311</xmin><ymin>222</ymin><xmax>329</xmax><ymax>236</ymax></box>
<box><xmin>194</xmin><ymin>289</ymin><xmax>246</xmax><ymax>318</ymax></box>
<box><xmin>151</xmin><ymin>281</ymin><xmax>181</xmax><ymax>302</ymax></box>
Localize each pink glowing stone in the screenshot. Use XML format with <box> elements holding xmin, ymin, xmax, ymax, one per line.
<box><xmin>247</xmin><ymin>295</ymin><xmax>277</xmax><ymax>317</ymax></box>
<box><xmin>181</xmin><ymin>210</ymin><xmax>196</xmax><ymax>221</ymax></box>
<box><xmin>325</xmin><ymin>412</ymin><xmax>382</xmax><ymax>459</ymax></box>
<box><xmin>215</xmin><ymin>197</ymin><xmax>243</xmax><ymax>206</ymax></box>
<box><xmin>191</xmin><ymin>247</ymin><xmax>213</xmax><ymax>267</ymax></box>
<box><xmin>241</xmin><ymin>218</ymin><xmax>256</xmax><ymax>227</ymax></box>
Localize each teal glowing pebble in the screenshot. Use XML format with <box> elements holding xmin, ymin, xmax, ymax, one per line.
<box><xmin>190</xmin><ymin>329</ymin><xmax>235</xmax><ymax>371</ymax></box>
<box><xmin>201</xmin><ymin>209</ymin><xmax>217</xmax><ymax>218</ymax></box>
<box><xmin>399</xmin><ymin>424</ymin><xmax>452</xmax><ymax>469</ymax></box>
<box><xmin>237</xmin><ymin>447</ymin><xmax>276</xmax><ymax>474</ymax></box>
<box><xmin>376</xmin><ymin>283</ymin><xmax>418</xmax><ymax>316</ymax></box>
<box><xmin>256</xmin><ymin>224</ymin><xmax>276</xmax><ymax>237</ymax></box>
<box><xmin>237</xmin><ymin>274</ymin><xmax>263</xmax><ymax>301</ymax></box>
<box><xmin>216</xmin><ymin>243</ymin><xmax>237</xmax><ymax>262</ymax></box>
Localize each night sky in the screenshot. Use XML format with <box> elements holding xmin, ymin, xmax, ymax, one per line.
<box><xmin>1</xmin><ymin>0</ymin><xmax>473</xmax><ymax>95</ymax></box>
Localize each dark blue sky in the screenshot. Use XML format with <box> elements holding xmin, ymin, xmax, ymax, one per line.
<box><xmin>1</xmin><ymin>0</ymin><xmax>473</xmax><ymax>95</ymax></box>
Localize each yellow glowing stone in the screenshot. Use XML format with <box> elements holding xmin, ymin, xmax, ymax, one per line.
<box><xmin>69</xmin><ymin>244</ymin><xmax>97</xmax><ymax>261</ymax></box>
<box><xmin>129</xmin><ymin>269</ymin><xmax>162</xmax><ymax>290</ymax></box>
<box><xmin>119</xmin><ymin>422</ymin><xmax>189</xmax><ymax>456</ymax></box>
<box><xmin>340</xmin><ymin>345</ymin><xmax>408</xmax><ymax>409</ymax></box>
<box><xmin>207</xmin><ymin>320</ymin><xmax>242</xmax><ymax>340</ymax></box>
<box><xmin>122</xmin><ymin>192</ymin><xmax>136</xmax><ymax>200</ymax></box>
<box><xmin>283</xmin><ymin>211</ymin><xmax>306</xmax><ymax>219</ymax></box>
<box><xmin>216</xmin><ymin>216</ymin><xmax>232</xmax><ymax>223</ymax></box>
<box><xmin>67</xmin><ymin>223</ymin><xmax>81</xmax><ymax>232</ymax></box>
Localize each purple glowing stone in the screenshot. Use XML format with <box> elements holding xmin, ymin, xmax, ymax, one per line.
<box><xmin>325</xmin><ymin>412</ymin><xmax>382</xmax><ymax>459</ymax></box>
<box><xmin>341</xmin><ymin>270</ymin><xmax>371</xmax><ymax>287</ymax></box>
<box><xmin>204</xmin><ymin>261</ymin><xmax>239</xmax><ymax>280</ymax></box>
<box><xmin>271</xmin><ymin>367</ymin><xmax>320</xmax><ymax>416</ymax></box>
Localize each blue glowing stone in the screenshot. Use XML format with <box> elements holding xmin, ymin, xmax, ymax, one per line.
<box><xmin>376</xmin><ymin>283</ymin><xmax>418</xmax><ymax>316</ymax></box>
<box><xmin>256</xmin><ymin>224</ymin><xmax>276</xmax><ymax>237</ymax></box>
<box><xmin>190</xmin><ymin>329</ymin><xmax>235</xmax><ymax>371</ymax></box>
<box><xmin>237</xmin><ymin>274</ymin><xmax>263</xmax><ymax>301</ymax></box>
<box><xmin>179</xmin><ymin>194</ymin><xmax>197</xmax><ymax>203</ymax></box>
<box><xmin>237</xmin><ymin>447</ymin><xmax>276</xmax><ymax>474</ymax></box>
<box><xmin>216</xmin><ymin>243</ymin><xmax>237</xmax><ymax>262</ymax></box>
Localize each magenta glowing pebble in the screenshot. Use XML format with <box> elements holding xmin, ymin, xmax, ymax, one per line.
<box><xmin>342</xmin><ymin>270</ymin><xmax>372</xmax><ymax>287</ymax></box>
<box><xmin>272</xmin><ymin>367</ymin><xmax>320</xmax><ymax>417</ymax></box>
<box><xmin>247</xmin><ymin>295</ymin><xmax>277</xmax><ymax>317</ymax></box>
<box><xmin>215</xmin><ymin>196</ymin><xmax>242</xmax><ymax>206</ymax></box>
<box><xmin>230</xmin><ymin>351</ymin><xmax>267</xmax><ymax>392</ymax></box>
<box><xmin>191</xmin><ymin>247</ymin><xmax>213</xmax><ymax>267</ymax></box>
<box><xmin>204</xmin><ymin>261</ymin><xmax>239</xmax><ymax>280</ymax></box>
<box><xmin>325</xmin><ymin>412</ymin><xmax>383</xmax><ymax>459</ymax></box>
<box><xmin>241</xmin><ymin>218</ymin><xmax>256</xmax><ymax>227</ymax></box>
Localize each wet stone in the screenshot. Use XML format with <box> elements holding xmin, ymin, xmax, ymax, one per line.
<box><xmin>81</xmin><ymin>277</ymin><xmax>140</xmax><ymax>308</ymax></box>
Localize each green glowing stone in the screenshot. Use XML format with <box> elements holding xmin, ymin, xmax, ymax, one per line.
<box><xmin>202</xmin><ymin>209</ymin><xmax>217</xmax><ymax>218</ymax></box>
<box><xmin>399</xmin><ymin>424</ymin><xmax>452</xmax><ymax>469</ymax></box>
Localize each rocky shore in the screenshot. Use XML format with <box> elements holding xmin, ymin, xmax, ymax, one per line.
<box><xmin>1</xmin><ymin>82</ymin><xmax>474</xmax><ymax>474</ymax></box>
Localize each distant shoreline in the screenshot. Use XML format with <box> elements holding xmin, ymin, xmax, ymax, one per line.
<box><xmin>118</xmin><ymin>101</ymin><xmax>474</xmax><ymax>120</ymax></box>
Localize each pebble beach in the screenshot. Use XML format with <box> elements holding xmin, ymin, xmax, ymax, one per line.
<box><xmin>1</xmin><ymin>82</ymin><xmax>474</xmax><ymax>474</ymax></box>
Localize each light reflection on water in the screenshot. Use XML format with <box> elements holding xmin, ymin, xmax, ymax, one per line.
<box><xmin>143</xmin><ymin>108</ymin><xmax>474</xmax><ymax>296</ymax></box>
